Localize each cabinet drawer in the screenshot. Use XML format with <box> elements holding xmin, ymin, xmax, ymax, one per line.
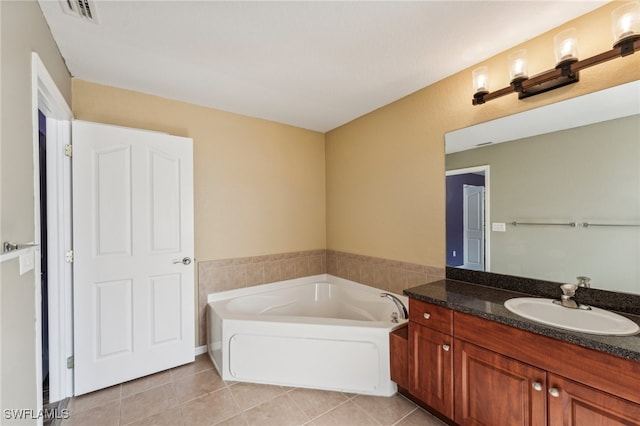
<box><xmin>409</xmin><ymin>298</ymin><xmax>453</xmax><ymax>334</ymax></box>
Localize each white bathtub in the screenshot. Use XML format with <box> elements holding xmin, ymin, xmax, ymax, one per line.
<box><xmin>207</xmin><ymin>274</ymin><xmax>408</xmax><ymax>396</ymax></box>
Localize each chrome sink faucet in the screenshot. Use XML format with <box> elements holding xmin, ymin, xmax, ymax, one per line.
<box><xmin>553</xmin><ymin>284</ymin><xmax>591</xmax><ymax>310</ymax></box>
<box><xmin>380</xmin><ymin>293</ymin><xmax>409</xmax><ymax>321</ymax></box>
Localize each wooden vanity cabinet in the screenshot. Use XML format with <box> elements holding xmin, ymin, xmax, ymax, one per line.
<box><xmin>455</xmin><ymin>311</ymin><xmax>640</xmax><ymax>426</ymax></box>
<box><xmin>402</xmin><ymin>297</ymin><xmax>640</xmax><ymax>425</ymax></box>
<box><xmin>408</xmin><ymin>299</ymin><xmax>454</xmax><ymax>418</ymax></box>
<box><xmin>454</xmin><ymin>338</ymin><xmax>640</xmax><ymax>426</ymax></box>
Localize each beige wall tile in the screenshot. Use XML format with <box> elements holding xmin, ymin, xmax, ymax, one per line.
<box><xmin>281</xmin><ymin>258</ymin><xmax>298</xmax><ymax>280</ymax></box>
<box><xmin>263</xmin><ymin>260</ymin><xmax>283</xmax><ymax>283</ymax></box>
<box><xmin>197</xmin><ymin>249</ymin><xmax>439</xmax><ymax>346</ymax></box>
<box><xmin>309</xmin><ymin>255</ymin><xmax>325</xmax><ymax>275</ymax></box>
<box><xmin>293</xmin><ymin>257</ymin><xmax>310</xmax><ymax>278</ymax></box>
<box><xmin>246</xmin><ymin>262</ymin><xmax>265</xmax><ymax>286</ymax></box>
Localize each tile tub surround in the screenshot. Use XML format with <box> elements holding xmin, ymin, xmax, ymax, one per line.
<box><xmin>197</xmin><ymin>250</ymin><xmax>326</xmax><ymax>345</ymax></box>
<box><xmin>60</xmin><ymin>353</ymin><xmax>447</xmax><ymax>426</ymax></box>
<box><xmin>197</xmin><ymin>249</ymin><xmax>443</xmax><ymax>345</ymax></box>
<box><xmin>326</xmin><ymin>250</ymin><xmax>445</xmax><ymax>295</ymax></box>
<box><xmin>404</xmin><ymin>279</ymin><xmax>640</xmax><ymax>362</ymax></box>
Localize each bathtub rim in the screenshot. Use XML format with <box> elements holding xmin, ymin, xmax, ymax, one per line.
<box><xmin>207</xmin><ymin>274</ymin><xmax>409</xmax><ymax>330</ymax></box>
<box><xmin>206</xmin><ymin>274</ymin><xmax>409</xmax><ymax>396</ymax></box>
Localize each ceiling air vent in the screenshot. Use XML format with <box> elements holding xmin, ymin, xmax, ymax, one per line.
<box><xmin>60</xmin><ymin>0</ymin><xmax>98</xmax><ymax>23</ymax></box>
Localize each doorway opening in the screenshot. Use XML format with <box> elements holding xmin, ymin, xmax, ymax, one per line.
<box><xmin>32</xmin><ymin>53</ymin><xmax>74</xmax><ymax>410</ymax></box>
<box><xmin>446</xmin><ymin>166</ymin><xmax>490</xmax><ymax>271</ymax></box>
<box><xmin>39</xmin><ymin>110</ymin><xmax>50</xmax><ymax>404</ymax></box>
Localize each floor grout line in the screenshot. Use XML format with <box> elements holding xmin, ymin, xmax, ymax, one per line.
<box><xmin>391</xmin><ymin>406</ymin><xmax>418</xmax><ymax>426</ymax></box>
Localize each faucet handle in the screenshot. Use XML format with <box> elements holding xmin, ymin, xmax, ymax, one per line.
<box><xmin>560</xmin><ymin>284</ymin><xmax>577</xmax><ymax>297</ymax></box>
<box><xmin>576</xmin><ymin>276</ymin><xmax>591</xmax><ymax>288</ymax></box>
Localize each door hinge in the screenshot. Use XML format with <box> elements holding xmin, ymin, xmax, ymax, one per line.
<box><xmin>64</xmin><ymin>144</ymin><xmax>72</xmax><ymax>157</ymax></box>
<box><xmin>65</xmin><ymin>250</ymin><xmax>74</xmax><ymax>263</ymax></box>
<box><xmin>67</xmin><ymin>356</ymin><xmax>74</xmax><ymax>369</ymax></box>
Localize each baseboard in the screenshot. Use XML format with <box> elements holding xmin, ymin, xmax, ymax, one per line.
<box><xmin>195</xmin><ymin>345</ymin><xmax>207</xmax><ymax>356</ymax></box>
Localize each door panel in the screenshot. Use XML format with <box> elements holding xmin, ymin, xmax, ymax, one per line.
<box><xmin>149</xmin><ymin>149</ymin><xmax>181</xmax><ymax>253</ymax></box>
<box><xmin>454</xmin><ymin>339</ymin><xmax>546</xmax><ymax>426</ymax></box>
<box><xmin>95</xmin><ymin>146</ymin><xmax>132</xmax><ymax>255</ymax></box>
<box><xmin>150</xmin><ymin>273</ymin><xmax>183</xmax><ymax>345</ymax></box>
<box><xmin>463</xmin><ymin>185</ymin><xmax>485</xmax><ymax>270</ymax></box>
<box><xmin>95</xmin><ymin>279</ymin><xmax>133</xmax><ymax>358</ymax></box>
<box><xmin>73</xmin><ymin>120</ymin><xmax>194</xmax><ymax>395</ymax></box>
<box><xmin>548</xmin><ymin>374</ymin><xmax>640</xmax><ymax>426</ymax></box>
<box><xmin>408</xmin><ymin>322</ymin><xmax>454</xmax><ymax>418</ymax></box>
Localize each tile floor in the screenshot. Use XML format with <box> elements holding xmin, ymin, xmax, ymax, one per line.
<box><xmin>62</xmin><ymin>354</ymin><xmax>446</xmax><ymax>426</ymax></box>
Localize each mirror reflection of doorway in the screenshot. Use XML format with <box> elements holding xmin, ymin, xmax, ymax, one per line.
<box><xmin>446</xmin><ymin>166</ymin><xmax>489</xmax><ymax>271</ymax></box>
<box><xmin>463</xmin><ymin>185</ymin><xmax>484</xmax><ymax>270</ymax></box>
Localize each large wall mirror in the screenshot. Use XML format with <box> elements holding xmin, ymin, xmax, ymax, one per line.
<box><xmin>445</xmin><ymin>81</ymin><xmax>640</xmax><ymax>295</ymax></box>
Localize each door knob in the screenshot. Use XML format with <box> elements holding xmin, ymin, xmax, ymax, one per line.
<box><xmin>174</xmin><ymin>257</ymin><xmax>192</xmax><ymax>265</ymax></box>
<box><xmin>548</xmin><ymin>387</ymin><xmax>560</xmax><ymax>398</ymax></box>
<box><xmin>532</xmin><ymin>382</ymin><xmax>543</xmax><ymax>392</ymax></box>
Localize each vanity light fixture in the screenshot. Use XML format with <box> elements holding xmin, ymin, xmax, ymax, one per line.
<box><xmin>472</xmin><ymin>0</ymin><xmax>640</xmax><ymax>105</ymax></box>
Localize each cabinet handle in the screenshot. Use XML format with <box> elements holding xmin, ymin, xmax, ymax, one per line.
<box><xmin>423</xmin><ymin>313</ymin><xmax>431</xmax><ymax>319</ymax></box>
<box><xmin>532</xmin><ymin>382</ymin><xmax>543</xmax><ymax>392</ymax></box>
<box><xmin>548</xmin><ymin>388</ymin><xmax>560</xmax><ymax>398</ymax></box>
<box><xmin>442</xmin><ymin>344</ymin><xmax>450</xmax><ymax>351</ymax></box>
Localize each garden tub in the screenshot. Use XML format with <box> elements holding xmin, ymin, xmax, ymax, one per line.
<box><xmin>207</xmin><ymin>274</ymin><xmax>408</xmax><ymax>396</ymax></box>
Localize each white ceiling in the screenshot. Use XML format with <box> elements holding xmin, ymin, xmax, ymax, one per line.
<box><xmin>38</xmin><ymin>0</ymin><xmax>608</xmax><ymax>132</ymax></box>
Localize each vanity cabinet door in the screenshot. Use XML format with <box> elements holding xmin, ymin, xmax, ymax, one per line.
<box><xmin>547</xmin><ymin>374</ymin><xmax>640</xmax><ymax>426</ymax></box>
<box><xmin>408</xmin><ymin>322</ymin><xmax>454</xmax><ymax>418</ymax></box>
<box><xmin>454</xmin><ymin>339</ymin><xmax>546</xmax><ymax>426</ymax></box>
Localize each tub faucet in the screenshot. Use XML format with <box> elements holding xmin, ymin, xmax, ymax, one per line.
<box><xmin>380</xmin><ymin>293</ymin><xmax>408</xmax><ymax>320</ymax></box>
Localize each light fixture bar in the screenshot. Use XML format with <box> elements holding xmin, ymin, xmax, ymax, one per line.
<box><xmin>472</xmin><ymin>37</ymin><xmax>640</xmax><ymax>105</ymax></box>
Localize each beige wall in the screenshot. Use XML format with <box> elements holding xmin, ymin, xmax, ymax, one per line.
<box><xmin>325</xmin><ymin>2</ymin><xmax>640</xmax><ymax>268</ymax></box>
<box><xmin>72</xmin><ymin>80</ymin><xmax>326</xmax><ymax>262</ymax></box>
<box><xmin>0</xmin><ymin>0</ymin><xmax>71</xmax><ymax>422</ymax></box>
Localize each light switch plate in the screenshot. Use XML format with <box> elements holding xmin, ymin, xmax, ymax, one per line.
<box><xmin>19</xmin><ymin>251</ymin><xmax>35</xmax><ymax>275</ymax></box>
<box><xmin>492</xmin><ymin>222</ymin><xmax>507</xmax><ymax>232</ymax></box>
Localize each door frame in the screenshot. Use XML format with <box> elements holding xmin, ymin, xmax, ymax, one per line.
<box><xmin>32</xmin><ymin>53</ymin><xmax>74</xmax><ymax>407</ymax></box>
<box><xmin>446</xmin><ymin>165</ymin><xmax>491</xmax><ymax>272</ymax></box>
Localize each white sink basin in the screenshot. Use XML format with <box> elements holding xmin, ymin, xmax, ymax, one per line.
<box><xmin>504</xmin><ymin>297</ymin><xmax>640</xmax><ymax>336</ymax></box>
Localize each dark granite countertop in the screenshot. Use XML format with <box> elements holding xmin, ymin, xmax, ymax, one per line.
<box><xmin>404</xmin><ymin>279</ymin><xmax>640</xmax><ymax>363</ymax></box>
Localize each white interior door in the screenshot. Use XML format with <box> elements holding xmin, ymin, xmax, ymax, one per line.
<box><xmin>463</xmin><ymin>184</ymin><xmax>485</xmax><ymax>271</ymax></box>
<box><xmin>72</xmin><ymin>120</ymin><xmax>194</xmax><ymax>395</ymax></box>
